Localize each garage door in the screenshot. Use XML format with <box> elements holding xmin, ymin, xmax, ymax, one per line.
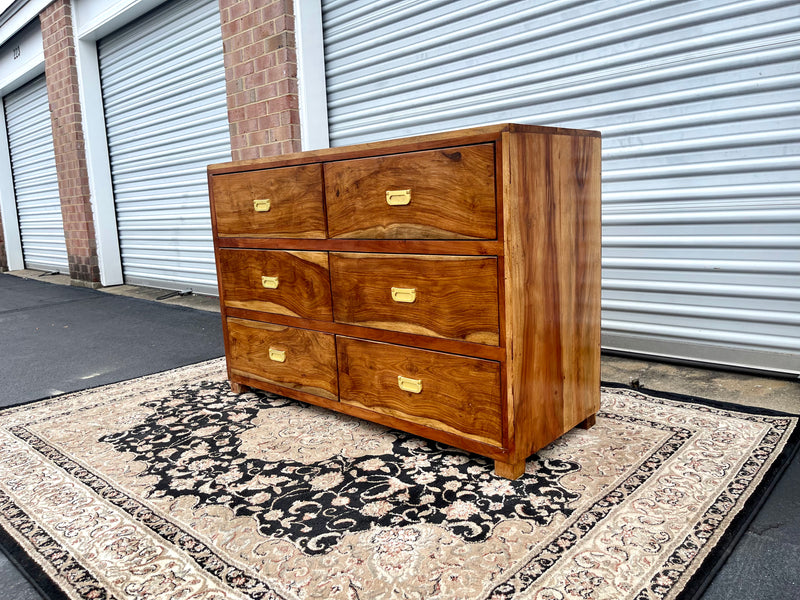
<box><xmin>322</xmin><ymin>0</ymin><xmax>800</xmax><ymax>375</ymax></box>
<box><xmin>98</xmin><ymin>0</ymin><xmax>231</xmax><ymax>295</ymax></box>
<box><xmin>3</xmin><ymin>74</ymin><xmax>68</xmax><ymax>273</ymax></box>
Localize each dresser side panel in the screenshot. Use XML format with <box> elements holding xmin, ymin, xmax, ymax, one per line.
<box><xmin>503</xmin><ymin>131</ymin><xmax>601</xmax><ymax>459</ymax></box>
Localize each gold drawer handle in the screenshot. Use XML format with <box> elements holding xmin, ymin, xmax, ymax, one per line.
<box><xmin>269</xmin><ymin>348</ymin><xmax>286</xmax><ymax>363</ymax></box>
<box><xmin>386</xmin><ymin>189</ymin><xmax>411</xmax><ymax>206</ymax></box>
<box><xmin>398</xmin><ymin>375</ymin><xmax>422</xmax><ymax>394</ymax></box>
<box><xmin>261</xmin><ymin>276</ymin><xmax>279</xmax><ymax>289</ymax></box>
<box><xmin>253</xmin><ymin>198</ymin><xmax>271</xmax><ymax>212</ymax></box>
<box><xmin>391</xmin><ymin>287</ymin><xmax>416</xmax><ymax>303</ymax></box>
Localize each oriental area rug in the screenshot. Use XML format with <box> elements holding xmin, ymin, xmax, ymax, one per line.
<box><xmin>0</xmin><ymin>359</ymin><xmax>796</xmax><ymax>600</ymax></box>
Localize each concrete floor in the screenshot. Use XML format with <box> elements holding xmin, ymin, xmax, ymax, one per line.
<box><xmin>2</xmin><ymin>269</ymin><xmax>799</xmax><ymax>599</ymax></box>
<box><xmin>9</xmin><ymin>269</ymin><xmax>222</xmax><ymax>312</ymax></box>
<box><xmin>602</xmin><ymin>354</ymin><xmax>799</xmax><ymax>414</ymax></box>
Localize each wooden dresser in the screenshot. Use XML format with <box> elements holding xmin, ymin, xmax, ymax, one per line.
<box><xmin>207</xmin><ymin>124</ymin><xmax>601</xmax><ymax>479</ymax></box>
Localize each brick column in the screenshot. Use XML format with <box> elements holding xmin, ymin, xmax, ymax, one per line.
<box><xmin>218</xmin><ymin>0</ymin><xmax>300</xmax><ymax>161</ymax></box>
<box><xmin>40</xmin><ymin>0</ymin><xmax>100</xmax><ymax>286</ymax></box>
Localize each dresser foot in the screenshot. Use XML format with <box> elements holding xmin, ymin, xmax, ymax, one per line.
<box><xmin>577</xmin><ymin>413</ymin><xmax>596</xmax><ymax>430</ymax></box>
<box><xmin>229</xmin><ymin>381</ymin><xmax>249</xmax><ymax>394</ymax></box>
<box><xmin>494</xmin><ymin>459</ymin><xmax>526</xmax><ymax>480</ymax></box>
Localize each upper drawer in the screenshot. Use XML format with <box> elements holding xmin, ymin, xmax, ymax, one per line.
<box><xmin>324</xmin><ymin>144</ymin><xmax>496</xmax><ymax>239</ymax></box>
<box><xmin>330</xmin><ymin>252</ymin><xmax>500</xmax><ymax>345</ymax></box>
<box><xmin>218</xmin><ymin>249</ymin><xmax>332</xmax><ymax>320</ymax></box>
<box><xmin>211</xmin><ymin>164</ymin><xmax>325</xmax><ymax>238</ymax></box>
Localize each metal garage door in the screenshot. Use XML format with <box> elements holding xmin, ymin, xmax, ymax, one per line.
<box><xmin>3</xmin><ymin>74</ymin><xmax>68</xmax><ymax>272</ymax></box>
<box><xmin>322</xmin><ymin>0</ymin><xmax>800</xmax><ymax>375</ymax></box>
<box><xmin>98</xmin><ymin>0</ymin><xmax>231</xmax><ymax>295</ymax></box>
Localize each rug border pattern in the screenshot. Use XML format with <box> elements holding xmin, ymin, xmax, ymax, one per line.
<box><xmin>0</xmin><ymin>363</ymin><xmax>795</xmax><ymax>600</ymax></box>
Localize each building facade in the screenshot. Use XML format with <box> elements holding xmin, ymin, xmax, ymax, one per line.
<box><xmin>0</xmin><ymin>0</ymin><xmax>798</xmax><ymax>374</ymax></box>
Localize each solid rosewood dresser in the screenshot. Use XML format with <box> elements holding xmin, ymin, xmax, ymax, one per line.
<box><xmin>207</xmin><ymin>123</ymin><xmax>601</xmax><ymax>479</ymax></box>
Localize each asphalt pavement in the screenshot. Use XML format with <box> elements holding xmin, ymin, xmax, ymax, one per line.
<box><xmin>0</xmin><ymin>273</ymin><xmax>224</xmax><ymax>406</ymax></box>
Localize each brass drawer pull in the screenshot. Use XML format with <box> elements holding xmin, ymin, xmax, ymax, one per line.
<box><xmin>253</xmin><ymin>198</ymin><xmax>271</xmax><ymax>212</ymax></box>
<box><xmin>269</xmin><ymin>348</ymin><xmax>286</xmax><ymax>363</ymax></box>
<box><xmin>386</xmin><ymin>189</ymin><xmax>411</xmax><ymax>206</ymax></box>
<box><xmin>261</xmin><ymin>275</ymin><xmax>279</xmax><ymax>289</ymax></box>
<box><xmin>391</xmin><ymin>287</ymin><xmax>416</xmax><ymax>303</ymax></box>
<box><xmin>397</xmin><ymin>375</ymin><xmax>422</xmax><ymax>394</ymax></box>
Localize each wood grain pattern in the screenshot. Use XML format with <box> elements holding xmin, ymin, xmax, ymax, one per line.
<box><xmin>208</xmin><ymin>124</ymin><xmax>599</xmax><ymax>175</ymax></box>
<box><xmin>229</xmin><ymin>370</ymin><xmax>512</xmax><ymax>461</ymax></box>
<box><xmin>218</xmin><ymin>249</ymin><xmax>332</xmax><ymax>320</ymax></box>
<box><xmin>229</xmin><ymin>381</ymin><xmax>249</xmax><ymax>394</ymax></box>
<box><xmin>330</xmin><ymin>252</ymin><xmax>500</xmax><ymax>345</ymax></box>
<box><xmin>494</xmin><ymin>459</ymin><xmax>526</xmax><ymax>479</ymax></box>
<box><xmin>337</xmin><ymin>337</ymin><xmax>503</xmax><ymax>446</ymax></box>
<box><xmin>210</xmin><ymin>124</ymin><xmax>602</xmax><ymax>479</ymax></box>
<box><xmin>502</xmin><ymin>131</ymin><xmax>601</xmax><ymax>461</ymax></box>
<box><xmin>226</xmin><ymin>318</ymin><xmax>338</xmax><ymax>400</ymax></box>
<box><xmin>214</xmin><ymin>237</ymin><xmax>503</xmax><ymax>257</ymax></box>
<box><xmin>325</xmin><ymin>144</ymin><xmax>497</xmax><ymax>239</ymax></box>
<box><xmin>211</xmin><ymin>164</ymin><xmax>325</xmax><ymax>238</ymax></box>
<box><xmin>223</xmin><ymin>307</ymin><xmax>506</xmax><ymax>362</ymax></box>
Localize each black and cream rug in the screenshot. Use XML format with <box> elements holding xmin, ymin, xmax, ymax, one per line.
<box><xmin>0</xmin><ymin>359</ymin><xmax>796</xmax><ymax>600</ymax></box>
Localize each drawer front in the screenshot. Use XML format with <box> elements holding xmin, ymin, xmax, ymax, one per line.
<box><xmin>211</xmin><ymin>164</ymin><xmax>325</xmax><ymax>238</ymax></box>
<box><xmin>226</xmin><ymin>318</ymin><xmax>338</xmax><ymax>400</ymax></box>
<box><xmin>337</xmin><ymin>337</ymin><xmax>502</xmax><ymax>446</ymax></box>
<box><xmin>324</xmin><ymin>144</ymin><xmax>496</xmax><ymax>239</ymax></box>
<box><xmin>330</xmin><ymin>253</ymin><xmax>500</xmax><ymax>345</ymax></box>
<box><xmin>218</xmin><ymin>249</ymin><xmax>332</xmax><ymax>320</ymax></box>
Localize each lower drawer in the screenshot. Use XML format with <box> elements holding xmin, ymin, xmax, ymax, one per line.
<box><xmin>226</xmin><ymin>318</ymin><xmax>338</xmax><ymax>400</ymax></box>
<box><xmin>336</xmin><ymin>337</ymin><xmax>503</xmax><ymax>446</ymax></box>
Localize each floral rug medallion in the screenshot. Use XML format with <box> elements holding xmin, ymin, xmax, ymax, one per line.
<box><xmin>0</xmin><ymin>359</ymin><xmax>796</xmax><ymax>600</ymax></box>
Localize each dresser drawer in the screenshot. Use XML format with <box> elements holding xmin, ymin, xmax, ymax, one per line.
<box><xmin>211</xmin><ymin>164</ymin><xmax>325</xmax><ymax>238</ymax></box>
<box><xmin>218</xmin><ymin>249</ymin><xmax>332</xmax><ymax>320</ymax></box>
<box><xmin>227</xmin><ymin>318</ymin><xmax>338</xmax><ymax>400</ymax></box>
<box><xmin>337</xmin><ymin>337</ymin><xmax>502</xmax><ymax>446</ymax></box>
<box><xmin>324</xmin><ymin>144</ymin><xmax>496</xmax><ymax>239</ymax></box>
<box><xmin>330</xmin><ymin>252</ymin><xmax>500</xmax><ymax>345</ymax></box>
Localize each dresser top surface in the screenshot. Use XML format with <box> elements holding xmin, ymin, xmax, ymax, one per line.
<box><xmin>207</xmin><ymin>123</ymin><xmax>601</xmax><ymax>175</ymax></box>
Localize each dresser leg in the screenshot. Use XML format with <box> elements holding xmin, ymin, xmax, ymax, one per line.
<box><xmin>229</xmin><ymin>381</ymin><xmax>249</xmax><ymax>394</ymax></box>
<box><xmin>494</xmin><ymin>459</ymin><xmax>526</xmax><ymax>480</ymax></box>
<box><xmin>577</xmin><ymin>413</ymin><xmax>596</xmax><ymax>430</ymax></box>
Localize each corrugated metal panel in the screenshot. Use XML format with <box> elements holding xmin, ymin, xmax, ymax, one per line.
<box><xmin>3</xmin><ymin>74</ymin><xmax>68</xmax><ymax>272</ymax></box>
<box><xmin>322</xmin><ymin>0</ymin><xmax>800</xmax><ymax>374</ymax></box>
<box><xmin>98</xmin><ymin>0</ymin><xmax>231</xmax><ymax>295</ymax></box>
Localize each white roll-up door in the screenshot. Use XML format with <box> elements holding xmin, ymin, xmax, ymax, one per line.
<box><xmin>3</xmin><ymin>75</ymin><xmax>69</xmax><ymax>273</ymax></box>
<box><xmin>322</xmin><ymin>0</ymin><xmax>800</xmax><ymax>375</ymax></box>
<box><xmin>98</xmin><ymin>0</ymin><xmax>231</xmax><ymax>295</ymax></box>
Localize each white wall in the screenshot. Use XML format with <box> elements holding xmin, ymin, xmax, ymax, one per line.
<box><xmin>0</xmin><ymin>0</ymin><xmax>171</xmax><ymax>281</ymax></box>
<box><xmin>294</xmin><ymin>0</ymin><xmax>330</xmax><ymax>151</ymax></box>
<box><xmin>73</xmin><ymin>0</ymin><xmax>168</xmax><ymax>39</ymax></box>
<box><xmin>0</xmin><ymin>0</ymin><xmax>49</xmax><ymax>47</ymax></box>
<box><xmin>0</xmin><ymin>19</ymin><xmax>43</xmax><ymax>94</ymax></box>
<box><xmin>70</xmin><ymin>0</ymin><xmax>203</xmax><ymax>286</ymax></box>
<box><xmin>0</xmin><ymin>19</ymin><xmax>45</xmax><ymax>270</ymax></box>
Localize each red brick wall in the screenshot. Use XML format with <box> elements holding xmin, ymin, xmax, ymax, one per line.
<box><xmin>40</xmin><ymin>0</ymin><xmax>99</xmax><ymax>285</ymax></box>
<box><xmin>218</xmin><ymin>0</ymin><xmax>300</xmax><ymax>161</ymax></box>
